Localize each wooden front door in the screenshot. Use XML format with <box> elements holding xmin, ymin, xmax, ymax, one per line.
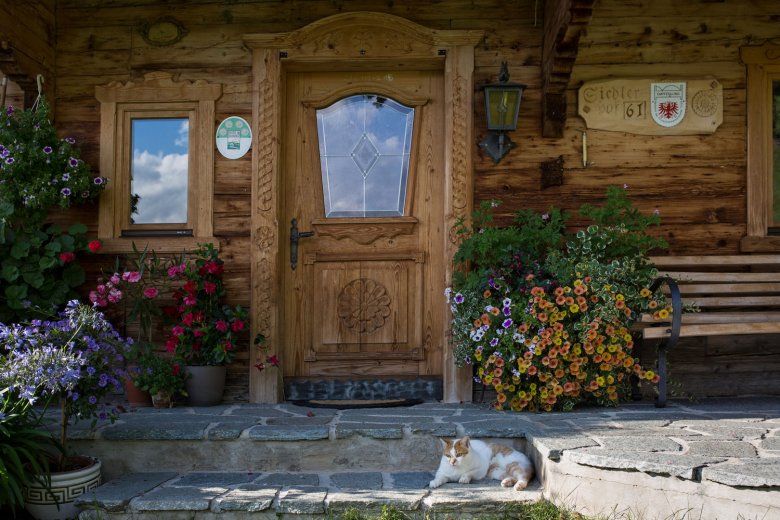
<box><xmin>281</xmin><ymin>70</ymin><xmax>445</xmax><ymax>387</ymax></box>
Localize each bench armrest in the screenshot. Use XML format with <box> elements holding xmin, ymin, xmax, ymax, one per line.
<box><xmin>649</xmin><ymin>276</ymin><xmax>683</xmax><ymax>351</ymax></box>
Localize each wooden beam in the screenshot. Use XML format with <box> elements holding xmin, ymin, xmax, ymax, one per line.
<box><xmin>542</xmin><ymin>0</ymin><xmax>595</xmax><ymax>138</ymax></box>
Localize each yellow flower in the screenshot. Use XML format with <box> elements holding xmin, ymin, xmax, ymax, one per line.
<box><xmin>616</xmin><ymin>294</ymin><xmax>625</xmax><ymax>301</ymax></box>
<box><xmin>607</xmin><ymin>345</ymin><xmax>617</xmax><ymax>353</ymax></box>
<box><xmin>596</xmin><ymin>345</ymin><xmax>605</xmax><ymax>354</ymax></box>
<box><xmin>607</xmin><ymin>375</ymin><xmax>615</xmax><ymax>385</ymax></box>
<box><xmin>596</xmin><ymin>376</ymin><xmax>605</xmax><ymax>387</ymax></box>
<box><xmin>569</xmin><ymin>304</ymin><xmax>579</xmax><ymax>313</ymax></box>
<box><xmin>484</xmin><ymin>375</ymin><xmax>493</xmax><ymax>384</ymax></box>
<box><xmin>574</xmin><ymin>279</ymin><xmax>583</xmax><ymax>286</ymax></box>
<box><xmin>640</xmin><ymin>288</ymin><xmax>652</xmax><ymax>298</ymax></box>
<box><xmin>623</xmin><ymin>333</ymin><xmax>633</xmax><ymax>342</ymax></box>
<box><xmin>658</xmin><ymin>309</ymin><xmax>670</xmax><ymax>319</ymax></box>
<box><xmin>645</xmin><ymin>370</ymin><xmax>655</xmax><ymax>381</ymax></box>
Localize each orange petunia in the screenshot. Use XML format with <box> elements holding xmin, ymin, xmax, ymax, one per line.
<box><xmin>490</xmin><ymin>306</ymin><xmax>500</xmax><ymax>316</ymax></box>
<box><xmin>483</xmin><ymin>289</ymin><xmax>492</xmax><ymax>298</ymax></box>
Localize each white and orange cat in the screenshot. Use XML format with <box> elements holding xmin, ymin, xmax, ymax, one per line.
<box><xmin>429</xmin><ymin>436</ymin><xmax>534</xmax><ymax>491</ymax></box>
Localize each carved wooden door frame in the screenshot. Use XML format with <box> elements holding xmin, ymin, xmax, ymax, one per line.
<box><xmin>244</xmin><ymin>12</ymin><xmax>483</xmax><ymax>403</ymax></box>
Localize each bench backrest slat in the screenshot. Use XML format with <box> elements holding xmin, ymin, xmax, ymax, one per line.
<box><xmin>659</xmin><ymin>272</ymin><xmax>780</xmax><ymax>282</ymax></box>
<box><xmin>682</xmin><ymin>296</ymin><xmax>780</xmax><ymax>307</ymax></box>
<box><xmin>651</xmin><ymin>255</ymin><xmax>780</xmax><ymax>266</ymax></box>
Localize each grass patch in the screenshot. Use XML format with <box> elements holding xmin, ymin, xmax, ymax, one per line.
<box><xmin>335</xmin><ymin>501</ymin><xmax>590</xmax><ymax>520</ymax></box>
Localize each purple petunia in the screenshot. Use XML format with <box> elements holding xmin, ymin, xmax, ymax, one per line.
<box><xmin>68</xmin><ymin>157</ymin><xmax>79</xmax><ymax>167</ymax></box>
<box><xmin>503</xmin><ymin>306</ymin><xmax>511</xmax><ymax>316</ymax></box>
<box><xmin>5</xmin><ymin>157</ymin><xmax>13</xmax><ymax>165</ymax></box>
<box><xmin>453</xmin><ymin>292</ymin><xmax>464</xmax><ymax>304</ymax></box>
<box><xmin>490</xmin><ymin>338</ymin><xmax>499</xmax><ymax>347</ymax></box>
<box><xmin>61</xmin><ymin>188</ymin><xmax>71</xmax><ymax>197</ymax></box>
<box><xmin>93</xmin><ymin>177</ymin><xmax>104</xmax><ymax>185</ymax></box>
<box><xmin>65</xmin><ymin>137</ymin><xmax>76</xmax><ymax>144</ymax></box>
<box><xmin>43</xmin><ymin>145</ymin><xmax>53</xmax><ymax>154</ymax></box>
<box><xmin>502</xmin><ymin>318</ymin><xmax>513</xmax><ymax>329</ymax></box>
<box><xmin>62</xmin><ymin>173</ymin><xmax>70</xmax><ymax>181</ymax></box>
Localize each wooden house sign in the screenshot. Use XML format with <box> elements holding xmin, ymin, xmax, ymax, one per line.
<box><xmin>578</xmin><ymin>78</ymin><xmax>723</xmax><ymax>135</ymax></box>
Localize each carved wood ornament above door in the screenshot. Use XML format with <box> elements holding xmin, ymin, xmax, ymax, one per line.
<box><xmin>243</xmin><ymin>13</ymin><xmax>482</xmax><ymax>403</ymax></box>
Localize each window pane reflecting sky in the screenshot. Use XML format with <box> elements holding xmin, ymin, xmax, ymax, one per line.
<box><xmin>317</xmin><ymin>95</ymin><xmax>414</xmax><ymax>218</ymax></box>
<box><xmin>130</xmin><ymin>118</ymin><xmax>189</xmax><ymax>224</ymax></box>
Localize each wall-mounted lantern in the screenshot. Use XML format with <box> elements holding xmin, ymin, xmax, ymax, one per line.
<box><xmin>479</xmin><ymin>62</ymin><xmax>526</xmax><ymax>164</ymax></box>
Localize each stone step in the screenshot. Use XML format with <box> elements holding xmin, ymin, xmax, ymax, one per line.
<box><xmin>68</xmin><ymin>403</ymin><xmax>532</xmax><ymax>481</ymax></box>
<box><xmin>76</xmin><ymin>470</ymin><xmax>543</xmax><ymax>519</ymax></box>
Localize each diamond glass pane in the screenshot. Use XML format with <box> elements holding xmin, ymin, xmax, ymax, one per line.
<box><xmin>316</xmin><ymin>95</ymin><xmax>414</xmax><ymax>217</ymax></box>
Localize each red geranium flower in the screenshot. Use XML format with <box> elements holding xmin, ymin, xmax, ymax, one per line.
<box><xmin>59</xmin><ymin>251</ymin><xmax>76</xmax><ymax>263</ymax></box>
<box><xmin>88</xmin><ymin>240</ymin><xmax>102</xmax><ymax>252</ymax></box>
<box><xmin>215</xmin><ymin>320</ymin><xmax>228</xmax><ymax>332</ymax></box>
<box><xmin>267</xmin><ymin>354</ymin><xmax>280</xmax><ymax>367</ymax></box>
<box><xmin>231</xmin><ymin>319</ymin><xmax>245</xmax><ymax>332</ymax></box>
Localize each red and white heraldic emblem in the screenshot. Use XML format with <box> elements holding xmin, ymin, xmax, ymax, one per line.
<box><xmin>651</xmin><ymin>82</ymin><xmax>686</xmax><ymax>128</ymax></box>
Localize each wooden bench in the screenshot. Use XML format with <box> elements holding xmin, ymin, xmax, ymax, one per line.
<box><xmin>642</xmin><ymin>254</ymin><xmax>780</xmax><ymax>407</ymax></box>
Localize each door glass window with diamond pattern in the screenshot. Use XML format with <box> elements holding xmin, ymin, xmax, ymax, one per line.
<box><xmin>316</xmin><ymin>95</ymin><xmax>414</xmax><ymax>217</ymax></box>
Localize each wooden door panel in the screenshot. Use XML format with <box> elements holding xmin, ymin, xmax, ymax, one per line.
<box><xmin>303</xmin><ymin>253</ymin><xmax>424</xmax><ymax>362</ymax></box>
<box><xmin>283</xmin><ymin>69</ymin><xmax>444</xmax><ymax>382</ymax></box>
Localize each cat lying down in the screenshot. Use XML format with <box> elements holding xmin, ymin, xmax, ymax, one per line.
<box><xmin>429</xmin><ymin>436</ymin><xmax>534</xmax><ymax>491</ymax></box>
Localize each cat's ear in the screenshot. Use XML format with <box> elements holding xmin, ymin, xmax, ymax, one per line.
<box><xmin>460</xmin><ymin>436</ymin><xmax>470</xmax><ymax>447</ymax></box>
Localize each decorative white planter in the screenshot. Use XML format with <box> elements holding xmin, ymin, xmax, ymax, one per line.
<box><xmin>24</xmin><ymin>456</ymin><xmax>101</xmax><ymax>520</ymax></box>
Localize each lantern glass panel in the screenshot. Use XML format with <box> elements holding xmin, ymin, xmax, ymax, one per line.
<box><xmin>484</xmin><ymin>86</ymin><xmax>522</xmax><ymax>131</ymax></box>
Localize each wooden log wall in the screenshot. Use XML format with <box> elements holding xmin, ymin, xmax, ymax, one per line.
<box><xmin>45</xmin><ymin>0</ymin><xmax>780</xmax><ymax>400</ymax></box>
<box><xmin>0</xmin><ymin>0</ymin><xmax>55</xmax><ymax>106</ymax></box>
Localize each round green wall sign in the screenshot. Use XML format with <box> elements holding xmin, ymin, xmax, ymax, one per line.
<box><xmin>216</xmin><ymin>116</ymin><xmax>252</xmax><ymax>159</ymax></box>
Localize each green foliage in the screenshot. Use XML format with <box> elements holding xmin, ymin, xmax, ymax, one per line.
<box><xmin>128</xmin><ymin>344</ymin><xmax>188</xmax><ymax>398</ymax></box>
<box><xmin>0</xmin><ymin>222</ymin><xmax>89</xmax><ymax>323</ymax></box>
<box><xmin>0</xmin><ymin>391</ymin><xmax>60</xmax><ymax>513</ymax></box>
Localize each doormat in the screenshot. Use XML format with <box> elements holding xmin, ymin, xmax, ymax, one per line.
<box><xmin>291</xmin><ymin>398</ymin><xmax>424</xmax><ymax>410</ymax></box>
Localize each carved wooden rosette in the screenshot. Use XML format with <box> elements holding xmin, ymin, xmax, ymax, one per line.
<box><xmin>245</xmin><ymin>12</ymin><xmax>482</xmax><ymax>403</ymax></box>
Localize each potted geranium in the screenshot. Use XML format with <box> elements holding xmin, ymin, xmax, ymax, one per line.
<box><xmin>129</xmin><ymin>344</ymin><xmax>187</xmax><ymax>408</ymax></box>
<box><xmin>164</xmin><ymin>243</ymin><xmax>247</xmax><ymax>405</ymax></box>
<box><xmin>0</xmin><ymin>300</ymin><xmax>128</xmax><ymax>519</ymax></box>
<box><xmin>90</xmin><ymin>245</ymin><xmax>185</xmax><ymax>407</ymax></box>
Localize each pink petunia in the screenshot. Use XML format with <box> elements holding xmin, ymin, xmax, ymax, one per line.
<box><xmin>171</xmin><ymin>326</ymin><xmax>185</xmax><ymax>337</ymax></box>
<box><xmin>110</xmin><ymin>273</ymin><xmax>121</xmax><ymax>285</ymax></box>
<box><xmin>143</xmin><ymin>287</ymin><xmax>159</xmax><ymax>299</ymax></box>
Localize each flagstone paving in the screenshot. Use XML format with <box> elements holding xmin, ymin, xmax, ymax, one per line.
<box><xmin>72</xmin><ymin>397</ymin><xmax>779</xmax><ymax>519</ymax></box>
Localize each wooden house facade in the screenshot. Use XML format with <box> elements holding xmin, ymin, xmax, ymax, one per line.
<box><xmin>2</xmin><ymin>0</ymin><xmax>779</xmax><ymax>403</ymax></box>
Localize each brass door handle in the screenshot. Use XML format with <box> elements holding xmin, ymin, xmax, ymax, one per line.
<box><xmin>290</xmin><ymin>218</ymin><xmax>314</xmax><ymax>271</ymax></box>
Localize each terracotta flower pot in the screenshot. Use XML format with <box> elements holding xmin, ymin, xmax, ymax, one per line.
<box><xmin>185</xmin><ymin>365</ymin><xmax>226</xmax><ymax>406</ymax></box>
<box><xmin>24</xmin><ymin>456</ymin><xmax>101</xmax><ymax>520</ymax></box>
<box><xmin>123</xmin><ymin>375</ymin><xmax>152</xmax><ymax>407</ymax></box>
